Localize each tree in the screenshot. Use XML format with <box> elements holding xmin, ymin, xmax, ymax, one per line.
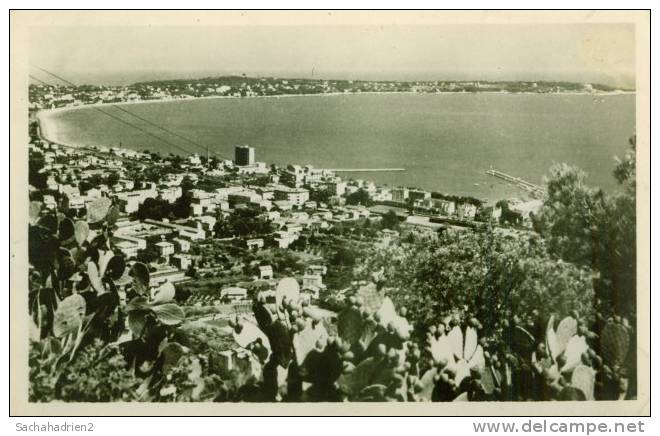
<box><xmin>496</xmin><ymin>200</ymin><xmax>522</xmax><ymax>226</ymax></box>
<box><xmin>137</xmin><ymin>244</ymin><xmax>160</xmax><ymax>264</ymax></box>
<box><xmin>181</xmin><ymin>176</ymin><xmax>195</xmax><ymax>193</ymax></box>
<box><xmin>172</xmin><ymin>192</ymin><xmax>193</xmax><ymax>219</ymax></box>
<box><xmin>106</xmin><ymin>172</ymin><xmax>120</xmax><ymax>187</ymax></box>
<box><xmin>229</xmin><ymin>208</ymin><xmax>273</xmax><ymax>237</ymax></box>
<box><xmin>213</xmin><ymin>215</ymin><xmax>233</xmax><ymax>238</ymax></box>
<box><xmin>532</xmin><ymin>137</ymin><xmax>636</xmax><ymax>318</ymax></box>
<box><xmin>251</xmin><ymin>176</ymin><xmax>270</xmax><ymax>187</ymax></box>
<box><xmin>135</xmin><ymin>197</ymin><xmax>172</xmax><ymax>221</ymax></box>
<box><xmin>363</xmin><ymin>229</ymin><xmax>595</xmax><ymax>340</ymax></box>
<box><xmin>28</xmin><ymin>153</ymin><xmax>48</xmax><ymax>190</ymax></box>
<box><xmin>379</xmin><ymin>210</ymin><xmax>400</xmax><ymax>230</ymax></box>
<box><xmin>310</xmin><ymin>189</ymin><xmax>331</xmax><ymax>204</ymax></box>
<box><xmin>346</xmin><ymin>188</ymin><xmax>373</xmax><ymax>206</ymax></box>
<box><xmin>88</xmin><ymin>174</ymin><xmax>103</xmax><ymax>187</ymax></box>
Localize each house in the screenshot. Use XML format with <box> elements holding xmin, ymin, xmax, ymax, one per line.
<box><xmin>274</xmin><ymin>230</ymin><xmax>298</xmax><ymax>249</ymax></box>
<box><xmin>155</xmin><ymin>240</ymin><xmax>175</xmax><ymax>257</ymax></box>
<box><xmin>246</xmin><ymin>238</ymin><xmax>265</xmax><ymax>251</ymax></box>
<box><xmin>116</xmin><ymin>188</ymin><xmax>157</xmax><ymax>213</ymax></box>
<box><xmin>306</xmin><ymin>265</ymin><xmax>327</xmax><ymax>276</ymax></box>
<box><xmin>115</xmin><ymin>239</ymin><xmax>140</xmax><ymax>259</ymax></box>
<box><xmin>372</xmin><ymin>188</ymin><xmax>393</xmax><ymax>202</ymax></box>
<box><xmin>273</xmin><ymin>200</ymin><xmax>293</xmax><ymax>211</ymax></box>
<box><xmin>284</xmin><ymin>223</ymin><xmax>304</xmax><ymax>234</ymax></box>
<box><xmin>274</xmin><ymin>185</ymin><xmax>310</xmax><ymax>207</ymax></box>
<box><xmin>228</xmin><ymin>189</ymin><xmax>260</xmax><ymax>207</ymax></box>
<box><xmin>150</xmin><ymin>266</ymin><xmax>188</xmax><ymax>286</ymax></box>
<box><xmin>456</xmin><ymin>203</ymin><xmax>478</xmax><ymax>220</ymax></box>
<box><xmin>408</xmin><ymin>189</ymin><xmax>431</xmax><ymax>203</ymax></box>
<box><xmin>144</xmin><ymin>219</ymin><xmax>206</xmax><ymax>240</ymax></box>
<box><xmin>221</xmin><ymin>287</ymin><xmax>248</xmax><ymax>302</ymax></box>
<box><xmin>302</xmin><ymin>274</ymin><xmax>324</xmax><ymax>289</ymax></box>
<box><xmin>423</xmin><ymin>198</ymin><xmax>456</xmax><ymax>216</ymax></box>
<box><xmin>391</xmin><ymin>187</ymin><xmax>409</xmax><ymax>203</ymax></box>
<box><xmin>43</xmin><ymin>195</ymin><xmax>57</xmax><ymax>209</ymax></box>
<box><xmin>281</xmin><ymin>164</ymin><xmax>305</xmax><ymax>187</ymax></box>
<box><xmin>159</xmin><ymin>186</ymin><xmax>182</xmax><ymax>203</ymax></box>
<box><xmin>171</xmin><ymin>254</ymin><xmax>191</xmax><ymax>271</ymax></box>
<box><xmin>257</xmin><ymin>289</ymin><xmax>277</xmax><ymax>304</ymax></box>
<box><xmin>510</xmin><ymin>199</ymin><xmax>543</xmax><ymax>222</ymax></box>
<box><xmin>191</xmin><ymin>203</ymin><xmax>204</xmax><ymax>216</ymax></box>
<box><xmin>301</xmin><ymin>285</ymin><xmax>320</xmax><ymax>303</ymax></box>
<box><xmin>322</xmin><ymin>180</ymin><xmax>346</xmax><ymax>196</ymax></box>
<box><xmin>172</xmin><ymin>238</ymin><xmax>191</xmax><ymax>253</ymax></box>
<box><xmin>258</xmin><ymin>265</ymin><xmax>273</xmax><ymax>280</ymax></box>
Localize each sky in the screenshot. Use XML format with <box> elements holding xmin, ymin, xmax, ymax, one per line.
<box><xmin>29</xmin><ymin>24</ymin><xmax>636</xmax><ymax>87</ymax></box>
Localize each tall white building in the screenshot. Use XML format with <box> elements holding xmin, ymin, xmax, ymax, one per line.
<box><xmin>234</xmin><ymin>145</ymin><xmax>255</xmax><ymax>166</ymax></box>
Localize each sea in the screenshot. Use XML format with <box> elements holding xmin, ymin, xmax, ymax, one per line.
<box><xmin>42</xmin><ymin>92</ymin><xmax>635</xmax><ymax>203</ymax></box>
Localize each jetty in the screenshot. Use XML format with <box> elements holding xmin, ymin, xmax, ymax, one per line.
<box><xmin>486</xmin><ymin>168</ymin><xmax>547</xmax><ymax>198</ymax></box>
<box><xmin>324</xmin><ymin>168</ymin><xmax>405</xmax><ymax>172</ymax></box>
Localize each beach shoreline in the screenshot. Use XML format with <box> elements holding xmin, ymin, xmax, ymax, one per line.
<box><xmin>35</xmin><ymin>89</ymin><xmax>636</xmax><ymax>148</ymax></box>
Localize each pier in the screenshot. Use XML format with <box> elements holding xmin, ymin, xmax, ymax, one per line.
<box><xmin>486</xmin><ymin>168</ymin><xmax>547</xmax><ymax>197</ymax></box>
<box><xmin>324</xmin><ymin>168</ymin><xmax>405</xmax><ymax>172</ymax></box>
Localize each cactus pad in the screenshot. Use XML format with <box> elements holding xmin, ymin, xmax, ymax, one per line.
<box><xmin>233</xmin><ymin>321</ymin><xmax>271</xmax><ymax>351</ymax></box>
<box><xmin>546</xmin><ymin>315</ymin><xmax>560</xmax><ymax>360</ymax></box>
<box><xmin>511</xmin><ymin>325</ymin><xmax>535</xmax><ymax>356</ymax></box>
<box><xmin>455</xmin><ymin>359</ymin><xmax>471</xmax><ymax>386</ymax></box>
<box><xmin>447</xmin><ymin>325</ymin><xmax>464</xmax><ymax>359</ymax></box>
<box><xmin>555</xmin><ymin>316</ymin><xmax>578</xmax><ymax>356</ymax></box>
<box><xmin>356</xmin><ymin>282</ymin><xmax>383</xmax><ymax>314</ymax></box>
<box><xmin>600</xmin><ymin>322</ymin><xmax>630</xmax><ymax>367</ymax></box>
<box><xmin>560</xmin><ymin>334</ymin><xmax>588</xmax><ymax>374</ymax></box>
<box><xmin>337</xmin><ymin>306</ymin><xmax>364</xmax><ymax>345</ymax></box>
<box><xmin>416</xmin><ymin>368</ymin><xmax>438</xmax><ymax>401</ymax></box>
<box><xmin>453</xmin><ymin>392</ymin><xmax>469</xmax><ymax>401</ymax></box>
<box><xmin>293</xmin><ymin>321</ymin><xmax>328</xmax><ymax>366</ymax></box>
<box><xmin>74</xmin><ymin>220</ymin><xmax>89</xmax><ymax>245</ymax></box>
<box><xmin>105</xmin><ymin>255</ymin><xmax>126</xmax><ymax>281</ymax></box>
<box><xmin>464</xmin><ymin>326</ymin><xmax>478</xmax><ymax>361</ymax></box>
<box><xmin>480</xmin><ymin>366</ymin><xmax>496</xmax><ymax>395</ymax></box>
<box><xmin>29</xmin><ymin>201</ymin><xmax>42</xmax><ymax>225</ymax></box>
<box><xmin>428</xmin><ymin>334</ymin><xmax>453</xmax><ymax>365</ymax></box>
<box><xmin>468</xmin><ymin>345</ymin><xmax>485</xmax><ymax>369</ymax></box>
<box><xmin>150</xmin><ymin>281</ymin><xmax>175</xmax><ymax>305</ymax></box>
<box><xmin>53</xmin><ymin>294</ymin><xmax>86</xmax><ymax>337</ymax></box>
<box><xmin>571</xmin><ymin>364</ymin><xmax>595</xmax><ymax>400</ymax></box>
<box><xmin>86</xmin><ymin>197</ymin><xmax>112</xmax><ymax>224</ymax></box>
<box><xmin>275</xmin><ymin>277</ymin><xmax>300</xmax><ymax>308</ymax></box>
<box><xmin>87</xmin><ymin>261</ymin><xmax>105</xmax><ymax>294</ymax></box>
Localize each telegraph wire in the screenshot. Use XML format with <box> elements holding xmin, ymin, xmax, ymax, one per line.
<box><xmin>30</xmin><ymin>65</ymin><xmax>229</xmax><ymax>160</ymax></box>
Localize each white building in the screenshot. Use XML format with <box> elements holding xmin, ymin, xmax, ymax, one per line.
<box><xmin>274</xmin><ymin>186</ymin><xmax>310</xmax><ymax>207</ymax></box>
<box><xmin>116</xmin><ymin>188</ymin><xmax>157</xmax><ymax>213</ymax></box>
<box><xmin>155</xmin><ymin>241</ymin><xmax>175</xmax><ymax>257</ymax></box>
<box><xmin>258</xmin><ymin>265</ymin><xmax>273</xmax><ymax>280</ymax></box>
<box><xmin>221</xmin><ymin>286</ymin><xmax>248</xmax><ymax>302</ymax></box>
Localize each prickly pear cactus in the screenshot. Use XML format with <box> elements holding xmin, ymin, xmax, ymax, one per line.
<box><xmin>571</xmin><ymin>364</ymin><xmax>596</xmax><ymax>400</ymax></box>
<box><xmin>355</xmin><ymin>282</ymin><xmax>384</xmax><ymax>314</ymax></box>
<box><xmin>600</xmin><ymin>321</ymin><xmax>630</xmax><ymax>367</ymax></box>
<box><xmin>554</xmin><ymin>316</ymin><xmax>578</xmax><ymax>357</ymax></box>
<box><xmin>417</xmin><ymin>316</ymin><xmax>492</xmax><ymax>401</ymax></box>
<box><xmin>53</xmin><ymin>294</ymin><xmax>86</xmax><ymax>337</ymax></box>
<box><xmin>225</xmin><ymin>278</ymin><xmax>416</xmax><ymax>401</ymax></box>
<box><xmin>86</xmin><ymin>197</ymin><xmax>112</xmax><ymax>224</ymax></box>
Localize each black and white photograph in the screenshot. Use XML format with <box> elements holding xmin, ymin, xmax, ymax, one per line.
<box><xmin>8</xmin><ymin>10</ymin><xmax>650</xmax><ymax>416</ymax></box>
